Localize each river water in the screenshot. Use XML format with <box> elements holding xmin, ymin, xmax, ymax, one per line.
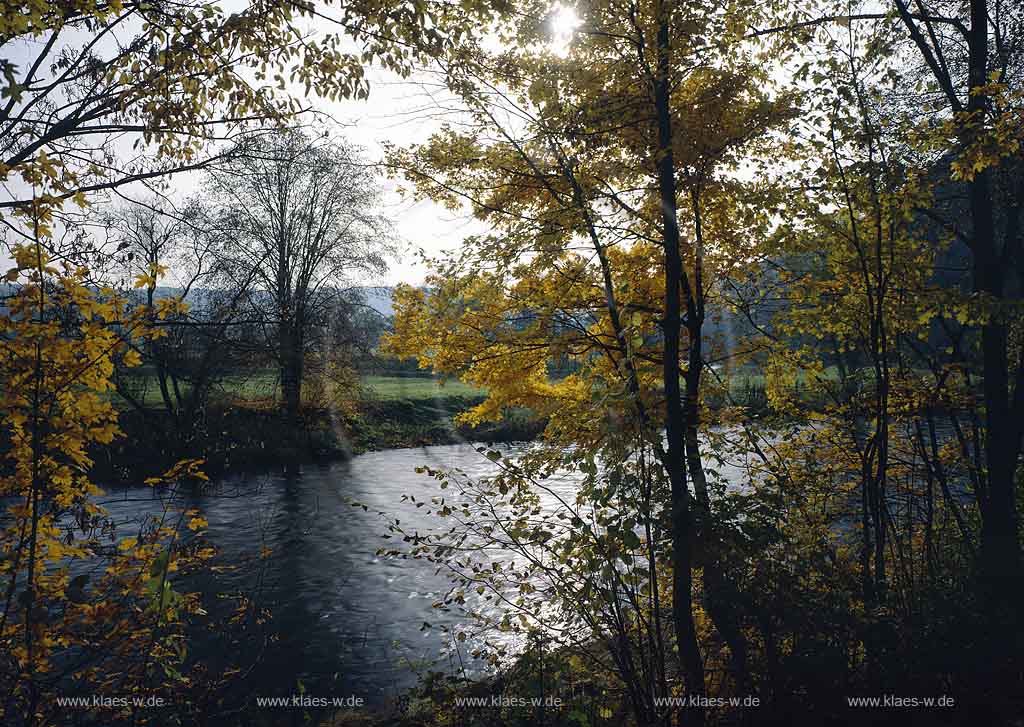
<box><xmin>92</xmin><ymin>432</ymin><xmax>772</xmax><ymax>716</ymax></box>
<box><xmin>99</xmin><ymin>443</ymin><xmax>531</xmax><ymax>709</ymax></box>
<box><xmin>12</xmin><ymin>415</ymin><xmax>961</xmax><ymax>719</ymax></box>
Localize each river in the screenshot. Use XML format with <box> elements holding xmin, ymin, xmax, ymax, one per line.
<box><xmin>98</xmin><ymin>443</ymin><xmax>531</xmax><ymax>710</ymax></box>
<box><xmin>86</xmin><ymin>417</ymin><xmax>966</xmax><ymax>719</ymax></box>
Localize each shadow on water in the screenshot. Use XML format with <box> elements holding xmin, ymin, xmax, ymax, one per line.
<box><xmin>102</xmin><ymin>444</ymin><xmax>524</xmax><ymax>712</ymax></box>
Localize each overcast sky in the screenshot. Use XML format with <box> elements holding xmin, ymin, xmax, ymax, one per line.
<box><xmin>0</xmin><ymin>5</ymin><xmax>543</xmax><ymax>288</ymax></box>
<box><xmin>310</xmin><ymin>65</ymin><xmax>483</xmax><ymax>287</ymax></box>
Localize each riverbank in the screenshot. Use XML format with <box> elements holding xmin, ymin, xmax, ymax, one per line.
<box><xmin>93</xmin><ymin>391</ymin><xmax>545</xmax><ymax>485</ymax></box>
<box><xmin>344</xmin><ymin>395</ymin><xmax>545</xmax><ymax>452</ymax></box>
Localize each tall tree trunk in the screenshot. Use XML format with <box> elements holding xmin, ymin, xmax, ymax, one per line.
<box><xmin>653</xmin><ymin>4</ymin><xmax>705</xmax><ymax>723</ymax></box>
<box><xmin>895</xmin><ymin>0</ymin><xmax>1022</xmax><ymax>608</ymax></box>
<box><xmin>685</xmin><ymin>190</ymin><xmax>753</xmax><ymax>701</ymax></box>
<box><xmin>964</xmin><ymin>0</ymin><xmax>1020</xmax><ymax>619</ymax></box>
<box><xmin>962</xmin><ymin>0</ymin><xmax>1022</xmax><ymax>711</ymax></box>
<box><xmin>972</xmin><ymin>167</ymin><xmax>1020</xmax><ymax>599</ymax></box>
<box><xmin>280</xmin><ymin>322</ymin><xmax>302</xmax><ymax>432</ymax></box>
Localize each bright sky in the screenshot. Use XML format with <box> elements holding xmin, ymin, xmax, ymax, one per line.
<box><xmin>269</xmin><ymin>3</ymin><xmax>583</xmax><ymax>285</ymax></box>
<box><xmin>0</xmin><ymin>3</ymin><xmax>582</xmax><ymax>287</ymax></box>
<box><xmin>318</xmin><ymin>66</ymin><xmax>485</xmax><ymax>287</ymax></box>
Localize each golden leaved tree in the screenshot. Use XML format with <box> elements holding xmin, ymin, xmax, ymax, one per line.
<box><xmin>383</xmin><ymin>1</ymin><xmax>795</xmax><ymax>723</ymax></box>
<box><xmin>0</xmin><ymin>225</ymin><xmax>219</xmax><ymax>723</ymax></box>
<box><xmin>0</xmin><ymin>1</ymin><xmax>496</xmax><ymax>724</ymax></box>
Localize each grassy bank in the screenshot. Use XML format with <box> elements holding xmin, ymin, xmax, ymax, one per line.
<box><xmin>101</xmin><ymin>366</ymin><xmax>882</xmax><ymax>484</ymax></box>
<box><xmin>97</xmin><ymin>375</ymin><xmax>541</xmax><ymax>484</ymax></box>
<box><xmin>343</xmin><ymin>395</ymin><xmax>542</xmax><ymax>452</ymax></box>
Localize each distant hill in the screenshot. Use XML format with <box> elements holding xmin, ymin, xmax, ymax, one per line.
<box><xmin>359</xmin><ymin>286</ymin><xmax>394</xmax><ymax>318</ymax></box>
<box><xmin>0</xmin><ymin>282</ymin><xmax>398</xmax><ymax>322</ymax></box>
<box><xmin>139</xmin><ymin>285</ymin><xmax>397</xmax><ymax>319</ymax></box>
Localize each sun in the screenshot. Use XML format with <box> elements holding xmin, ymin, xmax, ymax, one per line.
<box><xmin>549</xmin><ymin>3</ymin><xmax>582</xmax><ymax>56</ymax></box>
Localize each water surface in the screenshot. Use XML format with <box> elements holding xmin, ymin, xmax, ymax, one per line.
<box><xmin>101</xmin><ymin>444</ymin><xmax>521</xmax><ymax>707</ymax></box>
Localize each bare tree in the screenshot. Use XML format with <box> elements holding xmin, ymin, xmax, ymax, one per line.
<box><xmin>101</xmin><ymin>197</ymin><xmax>273</xmax><ymax>453</ymax></box>
<box><xmin>207</xmin><ymin>129</ymin><xmax>393</xmax><ymax>428</ymax></box>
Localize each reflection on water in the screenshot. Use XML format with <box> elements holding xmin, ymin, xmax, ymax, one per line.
<box><xmin>95</xmin><ymin>434</ymin><xmax>764</xmax><ymax>711</ymax></box>
<box><xmin>101</xmin><ymin>443</ymin><xmax>523</xmax><ymax>708</ymax></box>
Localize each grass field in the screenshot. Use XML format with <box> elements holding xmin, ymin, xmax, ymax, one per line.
<box><xmin>361</xmin><ymin>375</ymin><xmax>483</xmax><ymax>400</ymax></box>
<box><xmin>117</xmin><ymin>365</ymin><xmax>870</xmax><ymax>410</ymax></box>
<box><xmin>114</xmin><ymin>371</ymin><xmax>483</xmax><ymax>408</ymax></box>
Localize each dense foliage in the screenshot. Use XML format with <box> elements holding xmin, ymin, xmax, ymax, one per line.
<box><xmin>1</xmin><ymin>0</ymin><xmax>1021</xmax><ymax>726</ymax></box>
<box><xmin>382</xmin><ymin>1</ymin><xmax>1024</xmax><ymax>725</ymax></box>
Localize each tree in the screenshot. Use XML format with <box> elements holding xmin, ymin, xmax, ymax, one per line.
<box><xmin>207</xmin><ymin>129</ymin><xmax>393</xmax><ymax>429</ymax></box>
<box><xmin>722</xmin><ymin>1</ymin><xmax>1023</xmax><ymax>712</ymax></box>
<box><xmin>0</xmin><ymin>0</ymin><xmax>483</xmax><ymax>231</ymax></box>
<box><xmin>385</xmin><ymin>1</ymin><xmax>794</xmax><ymax>722</ymax></box>
<box><xmin>100</xmin><ymin>197</ymin><xmax>263</xmax><ymax>459</ymax></box>
<box><xmin>884</xmin><ymin>0</ymin><xmax>1024</xmax><ymax>626</ymax></box>
<box><xmin>374</xmin><ymin>0</ymin><xmax>1023</xmax><ymax>723</ymax></box>
<box><xmin>762</xmin><ymin>0</ymin><xmax>1024</xmax><ymax>700</ymax></box>
<box><xmin>0</xmin><ymin>2</ymin><xmax>469</xmax><ymax>723</ymax></box>
<box><xmin>0</xmin><ymin>214</ymin><xmax>226</xmax><ymax>724</ymax></box>
<box><xmin>102</xmin><ymin>197</ymin><xmax>204</xmax><ymax>411</ymax></box>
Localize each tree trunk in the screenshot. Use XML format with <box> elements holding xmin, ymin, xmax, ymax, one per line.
<box><xmin>684</xmin><ymin>191</ymin><xmax>753</xmax><ymax>701</ymax></box>
<box><xmin>280</xmin><ymin>323</ymin><xmax>303</xmax><ymax>432</ymax></box>
<box><xmin>653</xmin><ymin>4</ymin><xmax>705</xmax><ymax>723</ymax></box>
<box><xmin>962</xmin><ymin>0</ymin><xmax>1020</xmax><ymax>626</ymax></box>
<box><xmin>896</xmin><ymin>0</ymin><xmax>1022</xmax><ymax>609</ymax></box>
<box><xmin>963</xmin><ymin>0</ymin><xmax>1022</xmax><ymax>710</ymax></box>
